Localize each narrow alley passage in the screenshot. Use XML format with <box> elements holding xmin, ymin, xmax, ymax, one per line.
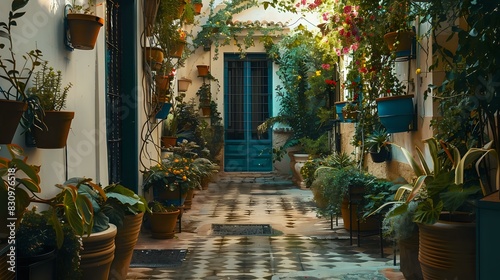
<box><xmin>127</xmin><ymin>173</ymin><xmax>403</xmax><ymax>280</ymax></box>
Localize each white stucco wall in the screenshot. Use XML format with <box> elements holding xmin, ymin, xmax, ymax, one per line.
<box><xmin>0</xmin><ymin>0</ymin><xmax>109</xmax><ymax>200</ymax></box>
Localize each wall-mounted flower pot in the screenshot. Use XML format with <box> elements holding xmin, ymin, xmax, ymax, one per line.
<box><xmin>32</xmin><ymin>111</ymin><xmax>75</xmax><ymax>149</ymax></box>
<box><xmin>169</xmin><ymin>41</ymin><xmax>186</xmax><ymax>58</ymax></box>
<box><xmin>144</xmin><ymin>0</ymin><xmax>160</xmax><ymax>36</ymax></box>
<box><xmin>197</xmin><ymin>65</ymin><xmax>210</xmax><ymax>77</ymax></box>
<box><xmin>66</xmin><ymin>13</ymin><xmax>104</xmax><ymax>50</ymax></box>
<box><xmin>376</xmin><ymin>94</ymin><xmax>415</xmax><ymax>133</ymax></box>
<box><xmin>383</xmin><ymin>31</ymin><xmax>416</xmax><ymax>58</ymax></box>
<box><xmin>177</xmin><ymin>78</ymin><xmax>192</xmax><ymax>92</ymax></box>
<box><xmin>334</xmin><ymin>101</ymin><xmax>346</xmax><ymax>122</ymax></box>
<box><xmin>143</xmin><ymin>47</ymin><xmax>164</xmax><ymax>71</ymax></box>
<box><xmin>193</xmin><ymin>3</ymin><xmax>203</xmax><ymax>15</ymax></box>
<box><xmin>155</xmin><ymin>75</ymin><xmax>171</xmax><ymax>95</ymax></box>
<box><xmin>0</xmin><ymin>100</ymin><xmax>27</xmax><ymax>144</ymax></box>
<box><xmin>155</xmin><ymin>103</ymin><xmax>172</xmax><ymax>119</ymax></box>
<box><xmin>201</xmin><ymin>106</ymin><xmax>211</xmax><ymax>116</ymax></box>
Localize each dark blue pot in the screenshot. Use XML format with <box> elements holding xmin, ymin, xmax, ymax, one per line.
<box><xmin>155</xmin><ymin>103</ymin><xmax>172</xmax><ymax>119</ymax></box>
<box><xmin>376</xmin><ymin>95</ymin><xmax>414</xmax><ymax>133</ymax></box>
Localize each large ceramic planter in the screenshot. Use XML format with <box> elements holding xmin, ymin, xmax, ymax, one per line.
<box><xmin>0</xmin><ymin>99</ymin><xmax>27</xmax><ymax>144</ymax></box>
<box><xmin>67</xmin><ymin>13</ymin><xmax>104</xmax><ymax>50</ymax></box>
<box><xmin>17</xmin><ymin>249</ymin><xmax>56</xmax><ymax>280</ymax></box>
<box><xmin>383</xmin><ymin>31</ymin><xmax>416</xmax><ymax>57</ymax></box>
<box><xmin>418</xmin><ymin>220</ymin><xmax>475</xmax><ymax>280</ymax></box>
<box><xmin>109</xmin><ymin>212</ymin><xmax>144</xmax><ymax>280</ymax></box>
<box><xmin>32</xmin><ymin>111</ymin><xmax>75</xmax><ymax>149</ymax></box>
<box><xmin>376</xmin><ymin>94</ymin><xmax>414</xmax><ymax>133</ymax></box>
<box><xmin>399</xmin><ymin>233</ymin><xmax>423</xmax><ymax>280</ymax></box>
<box><xmin>149</xmin><ymin>210</ymin><xmax>181</xmax><ymax>239</ymax></box>
<box><xmin>81</xmin><ymin>224</ymin><xmax>117</xmax><ymax>280</ymax></box>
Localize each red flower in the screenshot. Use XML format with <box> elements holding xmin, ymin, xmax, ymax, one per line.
<box><xmin>325</xmin><ymin>79</ymin><xmax>337</xmax><ymax>86</ymax></box>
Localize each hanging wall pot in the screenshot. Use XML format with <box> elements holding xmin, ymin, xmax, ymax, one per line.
<box><xmin>334</xmin><ymin>101</ymin><xmax>346</xmax><ymax>122</ymax></box>
<box><xmin>32</xmin><ymin>111</ymin><xmax>75</xmax><ymax>149</ymax></box>
<box><xmin>177</xmin><ymin>78</ymin><xmax>192</xmax><ymax>92</ymax></box>
<box><xmin>144</xmin><ymin>47</ymin><xmax>164</xmax><ymax>71</ymax></box>
<box><xmin>196</xmin><ymin>65</ymin><xmax>209</xmax><ymax>77</ymax></box>
<box><xmin>155</xmin><ymin>103</ymin><xmax>172</xmax><ymax>119</ymax></box>
<box><xmin>0</xmin><ymin>100</ymin><xmax>27</xmax><ymax>144</ymax></box>
<box><xmin>65</xmin><ymin>6</ymin><xmax>104</xmax><ymax>51</ymax></box>
<box><xmin>376</xmin><ymin>94</ymin><xmax>415</xmax><ymax>133</ymax></box>
<box><xmin>383</xmin><ymin>31</ymin><xmax>416</xmax><ymax>58</ymax></box>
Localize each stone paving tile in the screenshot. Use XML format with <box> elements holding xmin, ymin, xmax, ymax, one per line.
<box><xmin>127</xmin><ymin>173</ymin><xmax>401</xmax><ymax>280</ymax></box>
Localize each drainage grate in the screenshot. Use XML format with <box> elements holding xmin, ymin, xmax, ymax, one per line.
<box><xmin>211</xmin><ymin>224</ymin><xmax>273</xmax><ymax>236</ymax></box>
<box><xmin>129</xmin><ymin>249</ymin><xmax>188</xmax><ymax>268</ymax></box>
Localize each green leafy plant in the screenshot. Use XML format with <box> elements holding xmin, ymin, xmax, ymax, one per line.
<box><xmin>365</xmin><ymin>127</ymin><xmax>390</xmax><ymax>153</ymax></box>
<box><xmin>103</xmin><ymin>183</ymin><xmax>150</xmax><ymax>228</ymax></box>
<box><xmin>29</xmin><ymin>61</ymin><xmax>72</xmax><ymax>111</ymax></box>
<box><xmin>70</xmin><ymin>0</ymin><xmax>96</xmax><ymax>14</ymax></box>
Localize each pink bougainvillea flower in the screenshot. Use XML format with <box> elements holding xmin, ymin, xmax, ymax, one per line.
<box><xmin>321</xmin><ymin>64</ymin><xmax>331</xmax><ymax>70</ymax></box>
<box><xmin>301</xmin><ymin>0</ymin><xmax>307</xmax><ymax>5</ymax></box>
<box><xmin>351</xmin><ymin>43</ymin><xmax>359</xmax><ymax>51</ymax></box>
<box><xmin>344</xmin><ymin>5</ymin><xmax>352</xmax><ymax>14</ymax></box>
<box><xmin>322</xmin><ymin>12</ymin><xmax>330</xmax><ymax>21</ymax></box>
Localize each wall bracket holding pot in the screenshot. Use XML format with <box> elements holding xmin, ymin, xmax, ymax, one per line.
<box><xmin>64</xmin><ymin>4</ymin><xmax>75</xmax><ymax>51</ymax></box>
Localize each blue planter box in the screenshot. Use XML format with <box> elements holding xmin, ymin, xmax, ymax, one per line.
<box><xmin>376</xmin><ymin>95</ymin><xmax>414</xmax><ymax>133</ymax></box>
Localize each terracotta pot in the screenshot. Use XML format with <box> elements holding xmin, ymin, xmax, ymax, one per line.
<box><xmin>149</xmin><ymin>210</ymin><xmax>181</xmax><ymax>239</ymax></box>
<box><xmin>67</xmin><ymin>13</ymin><xmax>104</xmax><ymax>50</ymax></box>
<box><xmin>0</xmin><ymin>100</ymin><xmax>27</xmax><ymax>144</ymax></box>
<box><xmin>193</xmin><ymin>3</ymin><xmax>203</xmax><ymax>15</ymax></box>
<box><xmin>81</xmin><ymin>224</ymin><xmax>117</xmax><ymax>280</ymax></box>
<box><xmin>201</xmin><ymin>176</ymin><xmax>210</xmax><ymax>190</ymax></box>
<box><xmin>143</xmin><ymin>0</ymin><xmax>160</xmax><ymax>36</ymax></box>
<box><xmin>143</xmin><ymin>47</ymin><xmax>164</xmax><ymax>71</ymax></box>
<box><xmin>399</xmin><ymin>233</ymin><xmax>423</xmax><ymax>280</ymax></box>
<box><xmin>177</xmin><ymin>78</ymin><xmax>192</xmax><ymax>92</ymax></box>
<box><xmin>201</xmin><ymin>106</ymin><xmax>211</xmax><ymax>116</ymax></box>
<box><xmin>155</xmin><ymin>75</ymin><xmax>171</xmax><ymax>95</ymax></box>
<box><xmin>418</xmin><ymin>221</ymin><xmax>475</xmax><ymax>280</ymax></box>
<box><xmin>108</xmin><ymin>213</ymin><xmax>144</xmax><ymax>280</ymax></box>
<box><xmin>169</xmin><ymin>41</ymin><xmax>186</xmax><ymax>58</ymax></box>
<box><xmin>341</xmin><ymin>196</ymin><xmax>379</xmax><ymax>232</ymax></box>
<box><xmin>197</xmin><ymin>65</ymin><xmax>210</xmax><ymax>77</ymax></box>
<box><xmin>161</xmin><ymin>136</ymin><xmax>177</xmax><ymax>148</ymax></box>
<box><xmin>32</xmin><ymin>111</ymin><xmax>75</xmax><ymax>149</ymax></box>
<box><xmin>383</xmin><ymin>31</ymin><xmax>415</xmax><ymax>57</ymax></box>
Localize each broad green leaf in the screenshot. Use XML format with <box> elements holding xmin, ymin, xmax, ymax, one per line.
<box><xmin>16</xmin><ymin>178</ymin><xmax>41</xmax><ymax>193</ymax></box>
<box><xmin>47</xmin><ymin>209</ymin><xmax>64</xmax><ymax>248</ymax></box>
<box><xmin>11</xmin><ymin>158</ymin><xmax>40</xmax><ymax>185</ymax></box>
<box><xmin>12</xmin><ymin>0</ymin><xmax>29</xmax><ymax>12</ymax></box>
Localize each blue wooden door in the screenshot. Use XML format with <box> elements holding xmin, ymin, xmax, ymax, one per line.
<box><xmin>224</xmin><ymin>54</ymin><xmax>273</xmax><ymax>172</ymax></box>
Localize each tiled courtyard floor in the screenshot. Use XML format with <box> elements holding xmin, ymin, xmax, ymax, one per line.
<box><xmin>127</xmin><ymin>173</ymin><xmax>405</xmax><ymax>280</ymax></box>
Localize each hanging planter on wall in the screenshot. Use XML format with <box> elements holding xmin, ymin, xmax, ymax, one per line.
<box><xmin>0</xmin><ymin>100</ymin><xmax>27</xmax><ymax>144</ymax></box>
<box><xmin>193</xmin><ymin>2</ymin><xmax>203</xmax><ymax>15</ymax></box>
<box><xmin>383</xmin><ymin>30</ymin><xmax>416</xmax><ymax>58</ymax></box>
<box><xmin>32</xmin><ymin>111</ymin><xmax>75</xmax><ymax>149</ymax></box>
<box><xmin>177</xmin><ymin>78</ymin><xmax>192</xmax><ymax>92</ymax></box>
<box><xmin>65</xmin><ymin>5</ymin><xmax>104</xmax><ymax>51</ymax></box>
<box><xmin>169</xmin><ymin>40</ymin><xmax>186</xmax><ymax>58</ymax></box>
<box><xmin>143</xmin><ymin>47</ymin><xmax>164</xmax><ymax>71</ymax></box>
<box><xmin>334</xmin><ymin>101</ymin><xmax>346</xmax><ymax>122</ymax></box>
<box><xmin>197</xmin><ymin>65</ymin><xmax>210</xmax><ymax>77</ymax></box>
<box><xmin>155</xmin><ymin>102</ymin><xmax>172</xmax><ymax>119</ymax></box>
<box><xmin>155</xmin><ymin>75</ymin><xmax>171</xmax><ymax>95</ymax></box>
<box><xmin>376</xmin><ymin>94</ymin><xmax>415</xmax><ymax>133</ymax></box>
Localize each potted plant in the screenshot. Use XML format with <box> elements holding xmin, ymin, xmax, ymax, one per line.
<box><xmin>365</xmin><ymin>127</ymin><xmax>391</xmax><ymax>163</ymax></box>
<box><xmin>196</xmin><ymin>65</ymin><xmax>210</xmax><ymax>77</ymax></box>
<box><xmin>374</xmin><ymin>138</ymin><xmax>498</xmax><ymax>279</ymax></box>
<box><xmin>66</xmin><ymin>0</ymin><xmax>104</xmax><ymax>50</ymax></box>
<box><xmin>148</xmin><ymin>201</ymin><xmax>181</xmax><ymax>239</ymax></box>
<box><xmin>0</xmin><ymin>0</ymin><xmax>44</xmax><ymax>144</ymax></box>
<box><xmin>381</xmin><ymin>0</ymin><xmax>416</xmax><ymax>57</ymax></box>
<box><xmin>177</xmin><ymin>77</ymin><xmax>192</xmax><ymax>92</ymax></box>
<box><xmin>28</xmin><ymin>61</ymin><xmax>75</xmax><ymax>149</ymax></box>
